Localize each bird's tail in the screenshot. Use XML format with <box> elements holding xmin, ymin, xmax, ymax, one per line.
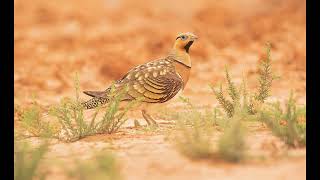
<box><xmin>81</xmin><ymin>96</ymin><xmax>109</xmax><ymax>109</ymax></box>
<box><xmin>82</xmin><ymin>89</ymin><xmax>110</xmax><ymax>109</ymax></box>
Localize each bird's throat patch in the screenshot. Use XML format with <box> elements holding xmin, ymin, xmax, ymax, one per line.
<box><xmin>184</xmin><ymin>41</ymin><xmax>194</xmax><ymax>53</ymax></box>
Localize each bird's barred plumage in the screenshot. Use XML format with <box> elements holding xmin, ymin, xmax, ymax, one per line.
<box><xmin>82</xmin><ymin>32</ymin><xmax>197</xmax><ymax>109</ymax></box>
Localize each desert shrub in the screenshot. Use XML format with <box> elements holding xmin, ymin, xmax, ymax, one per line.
<box><xmin>18</xmin><ymin>101</ymin><xmax>57</xmax><ymax>138</ymax></box>
<box><xmin>14</xmin><ymin>140</ymin><xmax>49</xmax><ymax>180</ymax></box>
<box><xmin>259</xmin><ymin>92</ymin><xmax>306</xmax><ymax>147</ymax></box>
<box><xmin>14</xmin><ymin>137</ymin><xmax>123</xmax><ymax>180</ymax></box>
<box><xmin>48</xmin><ymin>86</ymin><xmax>137</xmax><ymax>142</ymax></box>
<box><xmin>172</xmin><ymin>96</ymin><xmax>224</xmax><ymax>127</ymax></box>
<box><xmin>217</xmin><ymin>111</ymin><xmax>247</xmax><ymax>162</ymax></box>
<box><xmin>18</xmin><ymin>74</ymin><xmax>139</xmax><ymax>142</ymax></box>
<box><xmin>172</xmin><ymin>97</ymin><xmax>248</xmax><ymax>162</ymax></box>
<box><xmin>171</xmin><ymin>97</ymin><xmax>216</xmax><ymax>159</ymax></box>
<box><xmin>174</xmin><ymin>116</ymin><xmax>214</xmax><ymax>159</ymax></box>
<box><xmin>211</xmin><ymin>43</ymin><xmax>275</xmax><ymax>117</ymax></box>
<box><xmin>210</xmin><ymin>43</ymin><xmax>306</xmax><ymax>148</ymax></box>
<box><xmin>67</xmin><ymin>151</ymin><xmax>122</xmax><ymax>180</ymax></box>
<box><xmin>173</xmin><ymin>44</ymin><xmax>286</xmax><ymax>162</ymax></box>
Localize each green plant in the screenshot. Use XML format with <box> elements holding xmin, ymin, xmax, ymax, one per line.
<box><xmin>19</xmin><ymin>102</ymin><xmax>57</xmax><ymax>138</ymax></box>
<box><xmin>259</xmin><ymin>92</ymin><xmax>306</xmax><ymax>147</ymax></box>
<box><xmin>14</xmin><ymin>140</ymin><xmax>49</xmax><ymax>180</ymax></box>
<box><xmin>171</xmin><ymin>97</ymin><xmax>215</xmax><ymax>159</ymax></box>
<box><xmin>174</xmin><ymin>117</ymin><xmax>215</xmax><ymax>159</ymax></box>
<box><xmin>211</xmin><ymin>43</ymin><xmax>275</xmax><ymax>117</ymax></box>
<box><xmin>172</xmin><ymin>97</ymin><xmax>247</xmax><ymax>162</ymax></box>
<box><xmin>67</xmin><ymin>151</ymin><xmax>122</xmax><ymax>180</ymax></box>
<box><xmin>177</xmin><ymin>96</ymin><xmax>224</xmax><ymax>126</ymax></box>
<box><xmin>18</xmin><ymin>74</ymin><xmax>140</xmax><ymax>142</ymax></box>
<box><xmin>254</xmin><ymin>45</ymin><xmax>273</xmax><ymax>103</ymax></box>
<box><xmin>14</xmin><ymin>137</ymin><xmax>123</xmax><ymax>180</ymax></box>
<box><xmin>173</xmin><ymin>44</ymin><xmax>276</xmax><ymax>162</ymax></box>
<box><xmin>49</xmin><ymin>75</ymin><xmax>140</xmax><ymax>142</ymax></box>
<box><xmin>211</xmin><ymin>74</ymin><xmax>236</xmax><ymax>118</ymax></box>
<box><xmin>217</xmin><ymin>112</ymin><xmax>247</xmax><ymax>162</ymax></box>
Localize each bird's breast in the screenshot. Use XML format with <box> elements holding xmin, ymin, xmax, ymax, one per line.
<box><xmin>173</xmin><ymin>61</ymin><xmax>191</xmax><ymax>90</ymax></box>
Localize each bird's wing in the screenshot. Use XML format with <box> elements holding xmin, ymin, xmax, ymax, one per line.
<box><xmin>117</xmin><ymin>58</ymin><xmax>183</xmax><ymax>103</ymax></box>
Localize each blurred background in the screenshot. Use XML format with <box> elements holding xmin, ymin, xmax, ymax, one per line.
<box><xmin>14</xmin><ymin>0</ymin><xmax>306</xmax><ymax>105</ymax></box>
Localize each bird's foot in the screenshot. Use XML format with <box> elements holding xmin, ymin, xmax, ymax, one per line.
<box><xmin>141</xmin><ymin>110</ymin><xmax>158</xmax><ymax>127</ymax></box>
<box><xmin>134</xmin><ymin>119</ymin><xmax>141</xmax><ymax>128</ymax></box>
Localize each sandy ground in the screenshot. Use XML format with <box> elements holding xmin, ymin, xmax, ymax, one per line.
<box><xmin>14</xmin><ymin>0</ymin><xmax>306</xmax><ymax>179</ymax></box>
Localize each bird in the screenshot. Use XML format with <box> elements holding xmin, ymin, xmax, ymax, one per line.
<box><xmin>82</xmin><ymin>32</ymin><xmax>198</xmax><ymax>126</ymax></box>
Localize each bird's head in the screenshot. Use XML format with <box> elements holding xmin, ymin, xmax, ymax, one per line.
<box><xmin>173</xmin><ymin>32</ymin><xmax>198</xmax><ymax>53</ymax></box>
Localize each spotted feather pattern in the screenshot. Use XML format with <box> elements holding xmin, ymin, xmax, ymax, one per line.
<box><xmin>82</xmin><ymin>97</ymin><xmax>109</xmax><ymax>109</ymax></box>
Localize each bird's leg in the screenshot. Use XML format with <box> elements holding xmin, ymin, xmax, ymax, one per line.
<box><xmin>134</xmin><ymin>119</ymin><xmax>141</xmax><ymax>127</ymax></box>
<box><xmin>141</xmin><ymin>109</ymin><xmax>158</xmax><ymax>127</ymax></box>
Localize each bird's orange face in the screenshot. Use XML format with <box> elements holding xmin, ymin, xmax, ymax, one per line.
<box><xmin>173</xmin><ymin>32</ymin><xmax>198</xmax><ymax>53</ymax></box>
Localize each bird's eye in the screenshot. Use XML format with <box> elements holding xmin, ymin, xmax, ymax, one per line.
<box><xmin>180</xmin><ymin>35</ymin><xmax>187</xmax><ymax>40</ymax></box>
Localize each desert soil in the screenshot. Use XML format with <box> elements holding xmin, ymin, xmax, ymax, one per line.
<box><xmin>14</xmin><ymin>0</ymin><xmax>306</xmax><ymax>179</ymax></box>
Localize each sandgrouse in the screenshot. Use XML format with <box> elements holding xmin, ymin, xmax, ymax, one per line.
<box><xmin>82</xmin><ymin>32</ymin><xmax>198</xmax><ymax>125</ymax></box>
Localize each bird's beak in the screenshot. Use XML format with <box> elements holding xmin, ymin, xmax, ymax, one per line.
<box><xmin>190</xmin><ymin>35</ymin><xmax>198</xmax><ymax>41</ymax></box>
